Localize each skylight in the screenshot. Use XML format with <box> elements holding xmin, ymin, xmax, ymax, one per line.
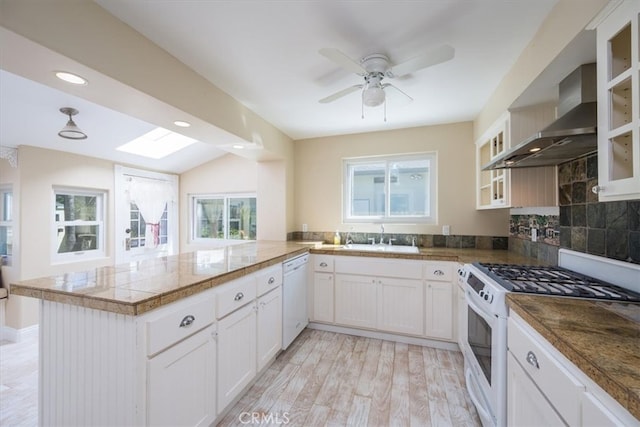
<box><xmin>116</xmin><ymin>127</ymin><xmax>197</xmax><ymax>159</ymax></box>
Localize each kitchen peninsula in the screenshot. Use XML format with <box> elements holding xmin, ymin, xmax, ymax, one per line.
<box><xmin>10</xmin><ymin>241</ymin><xmax>309</xmax><ymax>426</ymax></box>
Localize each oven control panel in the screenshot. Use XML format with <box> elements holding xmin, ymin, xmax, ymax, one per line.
<box><xmin>478</xmin><ymin>288</ymin><xmax>494</xmax><ymax>303</ymax></box>
<box><xmin>466</xmin><ymin>271</ymin><xmax>495</xmax><ymax>304</ymax></box>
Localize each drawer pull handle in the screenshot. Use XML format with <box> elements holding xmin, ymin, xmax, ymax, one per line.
<box><xmin>234</xmin><ymin>292</ymin><xmax>244</xmax><ymax>301</ymax></box>
<box><xmin>320</xmin><ymin>262</ymin><xmax>328</xmax><ymax>267</ymax></box>
<box><xmin>268</xmin><ymin>277</ymin><xmax>275</xmax><ymax>284</ymax></box>
<box><xmin>179</xmin><ymin>315</ymin><xmax>195</xmax><ymax>328</ymax></box>
<box><xmin>526</xmin><ymin>351</ymin><xmax>539</xmax><ymax>369</ymax></box>
<box><xmin>434</xmin><ymin>269</ymin><xmax>444</xmax><ymax>276</ymax></box>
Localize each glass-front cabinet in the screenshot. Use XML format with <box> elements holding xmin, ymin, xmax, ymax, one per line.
<box><xmin>596</xmin><ymin>0</ymin><xmax>640</xmax><ymax>201</ymax></box>
<box><xmin>476</xmin><ymin>105</ymin><xmax>558</xmax><ymax>210</ymax></box>
<box><xmin>476</xmin><ymin>114</ymin><xmax>510</xmax><ymax>209</ymax></box>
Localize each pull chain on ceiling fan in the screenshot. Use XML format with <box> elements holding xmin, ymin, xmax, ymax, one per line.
<box><xmin>318</xmin><ymin>45</ymin><xmax>455</xmax><ymax>120</ymax></box>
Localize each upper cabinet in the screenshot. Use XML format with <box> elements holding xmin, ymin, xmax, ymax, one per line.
<box><xmin>596</xmin><ymin>0</ymin><xmax>640</xmax><ymax>201</ymax></box>
<box><xmin>476</xmin><ymin>106</ymin><xmax>558</xmax><ymax>209</ymax></box>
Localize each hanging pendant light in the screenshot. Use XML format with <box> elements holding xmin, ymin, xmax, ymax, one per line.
<box><xmin>58</xmin><ymin>107</ymin><xmax>87</xmax><ymax>140</ymax></box>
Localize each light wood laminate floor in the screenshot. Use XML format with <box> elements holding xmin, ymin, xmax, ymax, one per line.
<box><xmin>0</xmin><ymin>328</ymin><xmax>480</xmax><ymax>426</ymax></box>
<box><xmin>0</xmin><ymin>329</ymin><xmax>39</xmax><ymax>427</ymax></box>
<box><xmin>217</xmin><ymin>329</ymin><xmax>481</xmax><ymax>426</ymax></box>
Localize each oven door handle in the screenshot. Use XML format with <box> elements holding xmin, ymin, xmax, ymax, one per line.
<box><xmin>465</xmin><ymin>367</ymin><xmax>493</xmax><ymax>423</ymax></box>
<box><xmin>466</xmin><ymin>292</ymin><xmax>496</xmax><ymax>326</ymax></box>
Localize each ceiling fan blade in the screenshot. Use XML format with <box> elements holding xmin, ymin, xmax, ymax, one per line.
<box><xmin>319</xmin><ymin>85</ymin><xmax>363</xmax><ymax>103</ymax></box>
<box><xmin>387</xmin><ymin>45</ymin><xmax>455</xmax><ymax>78</ymax></box>
<box><xmin>319</xmin><ymin>48</ymin><xmax>367</xmax><ymax>75</ymax></box>
<box><xmin>383</xmin><ymin>83</ymin><xmax>413</xmax><ymax>102</ymax></box>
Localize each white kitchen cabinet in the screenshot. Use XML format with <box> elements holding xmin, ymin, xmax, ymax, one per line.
<box><xmin>424</xmin><ymin>261</ymin><xmax>455</xmax><ymax>341</ymax></box>
<box><xmin>334</xmin><ymin>273</ymin><xmax>378</xmax><ymax>329</ymax></box>
<box><xmin>425</xmin><ymin>281</ymin><xmax>454</xmax><ymax>340</ymax></box>
<box><xmin>582</xmin><ymin>391</ymin><xmax>627</xmax><ymax>427</ymax></box>
<box><xmin>147</xmin><ymin>325</ymin><xmax>216</xmax><ymax>427</ymax></box>
<box><xmin>328</xmin><ymin>256</ymin><xmax>456</xmax><ymax>342</ymax></box>
<box><xmin>217</xmin><ymin>301</ymin><xmax>257</xmax><ymax>412</ymax></box>
<box><xmin>312</xmin><ymin>271</ymin><xmax>334</xmax><ymax>323</ymax></box>
<box><xmin>596</xmin><ymin>0</ymin><xmax>640</xmax><ymax>201</ymax></box>
<box><xmin>311</xmin><ymin>254</ymin><xmax>335</xmax><ymax>323</ymax></box>
<box><xmin>477</xmin><ymin>114</ymin><xmax>509</xmax><ymax>208</ymax></box>
<box><xmin>508</xmin><ymin>311</ymin><xmax>640</xmax><ymax>427</ymax></box>
<box><xmin>507</xmin><ymin>351</ymin><xmax>565</xmax><ymax>427</ymax></box>
<box><xmin>377</xmin><ymin>277</ymin><xmax>424</xmax><ymax>335</ymax></box>
<box><xmin>256</xmin><ymin>286</ymin><xmax>282</xmax><ymax>372</ymax></box>
<box><xmin>476</xmin><ymin>106</ymin><xmax>557</xmax><ymax>209</ymax></box>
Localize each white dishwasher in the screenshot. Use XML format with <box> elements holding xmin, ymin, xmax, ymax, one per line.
<box><xmin>282</xmin><ymin>253</ymin><xmax>309</xmax><ymax>349</ymax></box>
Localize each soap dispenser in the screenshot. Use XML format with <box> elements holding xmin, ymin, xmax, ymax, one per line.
<box><xmin>334</xmin><ymin>230</ymin><xmax>341</xmax><ymax>246</ymax></box>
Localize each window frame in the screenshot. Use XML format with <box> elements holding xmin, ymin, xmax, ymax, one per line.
<box><xmin>190</xmin><ymin>193</ymin><xmax>257</xmax><ymax>241</ymax></box>
<box><xmin>343</xmin><ymin>152</ymin><xmax>438</xmax><ymax>224</ymax></box>
<box><xmin>0</xmin><ymin>185</ymin><xmax>13</xmax><ymax>265</ymax></box>
<box><xmin>52</xmin><ymin>186</ymin><xmax>106</xmax><ymax>263</ymax></box>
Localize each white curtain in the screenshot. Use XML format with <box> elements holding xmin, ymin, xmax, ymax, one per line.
<box><xmin>127</xmin><ymin>176</ymin><xmax>173</xmax><ymax>247</ymax></box>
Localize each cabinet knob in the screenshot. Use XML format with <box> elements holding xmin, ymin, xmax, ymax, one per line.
<box><xmin>179</xmin><ymin>315</ymin><xmax>195</xmax><ymax>328</ymax></box>
<box><xmin>526</xmin><ymin>351</ymin><xmax>539</xmax><ymax>369</ymax></box>
<box><xmin>234</xmin><ymin>292</ymin><xmax>244</xmax><ymax>301</ymax></box>
<box><xmin>320</xmin><ymin>262</ymin><xmax>328</xmax><ymax>267</ymax></box>
<box><xmin>268</xmin><ymin>277</ymin><xmax>275</xmax><ymax>284</ymax></box>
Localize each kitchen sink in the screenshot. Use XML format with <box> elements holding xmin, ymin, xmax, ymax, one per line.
<box><xmin>341</xmin><ymin>243</ymin><xmax>420</xmax><ymax>254</ymax></box>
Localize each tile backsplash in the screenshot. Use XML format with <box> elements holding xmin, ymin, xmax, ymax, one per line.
<box><xmin>558</xmin><ymin>154</ymin><xmax>639</xmax><ymax>264</ymax></box>
<box><xmin>288</xmin><ymin>231</ymin><xmax>508</xmax><ymax>250</ymax></box>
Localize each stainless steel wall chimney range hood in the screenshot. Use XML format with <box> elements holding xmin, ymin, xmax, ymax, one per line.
<box><xmin>483</xmin><ymin>63</ymin><xmax>597</xmax><ymax>170</ymax></box>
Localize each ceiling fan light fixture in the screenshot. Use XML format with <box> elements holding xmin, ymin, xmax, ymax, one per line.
<box><xmin>58</xmin><ymin>107</ymin><xmax>87</xmax><ymax>140</ymax></box>
<box><xmin>363</xmin><ymin>85</ymin><xmax>385</xmax><ymax>107</ymax></box>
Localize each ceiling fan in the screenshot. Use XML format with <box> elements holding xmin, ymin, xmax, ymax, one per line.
<box><xmin>318</xmin><ymin>45</ymin><xmax>455</xmax><ymax>117</ymax></box>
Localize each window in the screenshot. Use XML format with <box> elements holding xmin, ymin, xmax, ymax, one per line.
<box><xmin>192</xmin><ymin>194</ymin><xmax>257</xmax><ymax>240</ymax></box>
<box><xmin>0</xmin><ymin>187</ymin><xmax>12</xmax><ymax>265</ymax></box>
<box><xmin>53</xmin><ymin>187</ymin><xmax>105</xmax><ymax>262</ymax></box>
<box><xmin>343</xmin><ymin>153</ymin><xmax>437</xmax><ymax>223</ymax></box>
<box><xmin>129</xmin><ymin>203</ymin><xmax>168</xmax><ymax>248</ymax></box>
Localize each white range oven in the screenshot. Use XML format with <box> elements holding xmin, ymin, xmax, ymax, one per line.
<box><xmin>460</xmin><ymin>249</ymin><xmax>640</xmax><ymax>427</ymax></box>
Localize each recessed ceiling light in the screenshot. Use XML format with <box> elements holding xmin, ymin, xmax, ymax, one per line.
<box><xmin>529</xmin><ymin>147</ymin><xmax>542</xmax><ymax>153</ymax></box>
<box><xmin>117</xmin><ymin>127</ymin><xmax>197</xmax><ymax>159</ymax></box>
<box><xmin>55</xmin><ymin>71</ymin><xmax>88</xmax><ymax>85</ymax></box>
<box><xmin>232</xmin><ymin>144</ymin><xmax>245</xmax><ymax>149</ymax></box>
<box><xmin>174</xmin><ymin>120</ymin><xmax>191</xmax><ymax>128</ymax></box>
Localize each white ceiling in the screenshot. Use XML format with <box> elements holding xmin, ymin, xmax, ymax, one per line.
<box><xmin>2</xmin><ymin>0</ymin><xmax>597</xmax><ymax>174</ymax></box>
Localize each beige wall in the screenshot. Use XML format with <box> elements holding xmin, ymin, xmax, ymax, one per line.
<box><xmin>180</xmin><ymin>154</ymin><xmax>293</xmax><ymax>251</ymax></box>
<box><xmin>1</xmin><ymin>146</ymin><xmax>118</xmax><ymax>330</ymax></box>
<box><xmin>179</xmin><ymin>154</ymin><xmax>258</xmax><ymax>252</ymax></box>
<box><xmin>294</xmin><ymin>122</ymin><xmax>508</xmax><ymax>236</ymax></box>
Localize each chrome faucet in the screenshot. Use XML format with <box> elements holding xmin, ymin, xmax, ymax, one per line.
<box><xmin>379</xmin><ymin>224</ymin><xmax>385</xmax><ymax>244</ymax></box>
<box><xmin>345</xmin><ymin>231</ymin><xmax>353</xmax><ymax>245</ymax></box>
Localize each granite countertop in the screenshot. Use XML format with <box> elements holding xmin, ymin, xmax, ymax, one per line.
<box><xmin>507</xmin><ymin>294</ymin><xmax>640</xmax><ymax>421</ymax></box>
<box><xmin>11</xmin><ymin>240</ymin><xmax>543</xmax><ymax>317</ymax></box>
<box><xmin>310</xmin><ymin>244</ymin><xmax>546</xmax><ymax>265</ymax></box>
<box><xmin>10</xmin><ymin>241</ymin><xmax>309</xmax><ymax>316</ymax></box>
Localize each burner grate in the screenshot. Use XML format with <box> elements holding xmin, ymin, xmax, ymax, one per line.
<box><xmin>476</xmin><ymin>263</ymin><xmax>640</xmax><ymax>302</ymax></box>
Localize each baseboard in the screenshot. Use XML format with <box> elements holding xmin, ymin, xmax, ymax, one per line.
<box><xmin>1</xmin><ymin>323</ymin><xmax>38</xmax><ymax>343</ymax></box>
<box><xmin>307</xmin><ymin>322</ymin><xmax>461</xmax><ymax>352</ymax></box>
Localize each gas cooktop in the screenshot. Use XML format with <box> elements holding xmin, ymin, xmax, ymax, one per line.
<box><xmin>474</xmin><ymin>262</ymin><xmax>640</xmax><ymax>303</ymax></box>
